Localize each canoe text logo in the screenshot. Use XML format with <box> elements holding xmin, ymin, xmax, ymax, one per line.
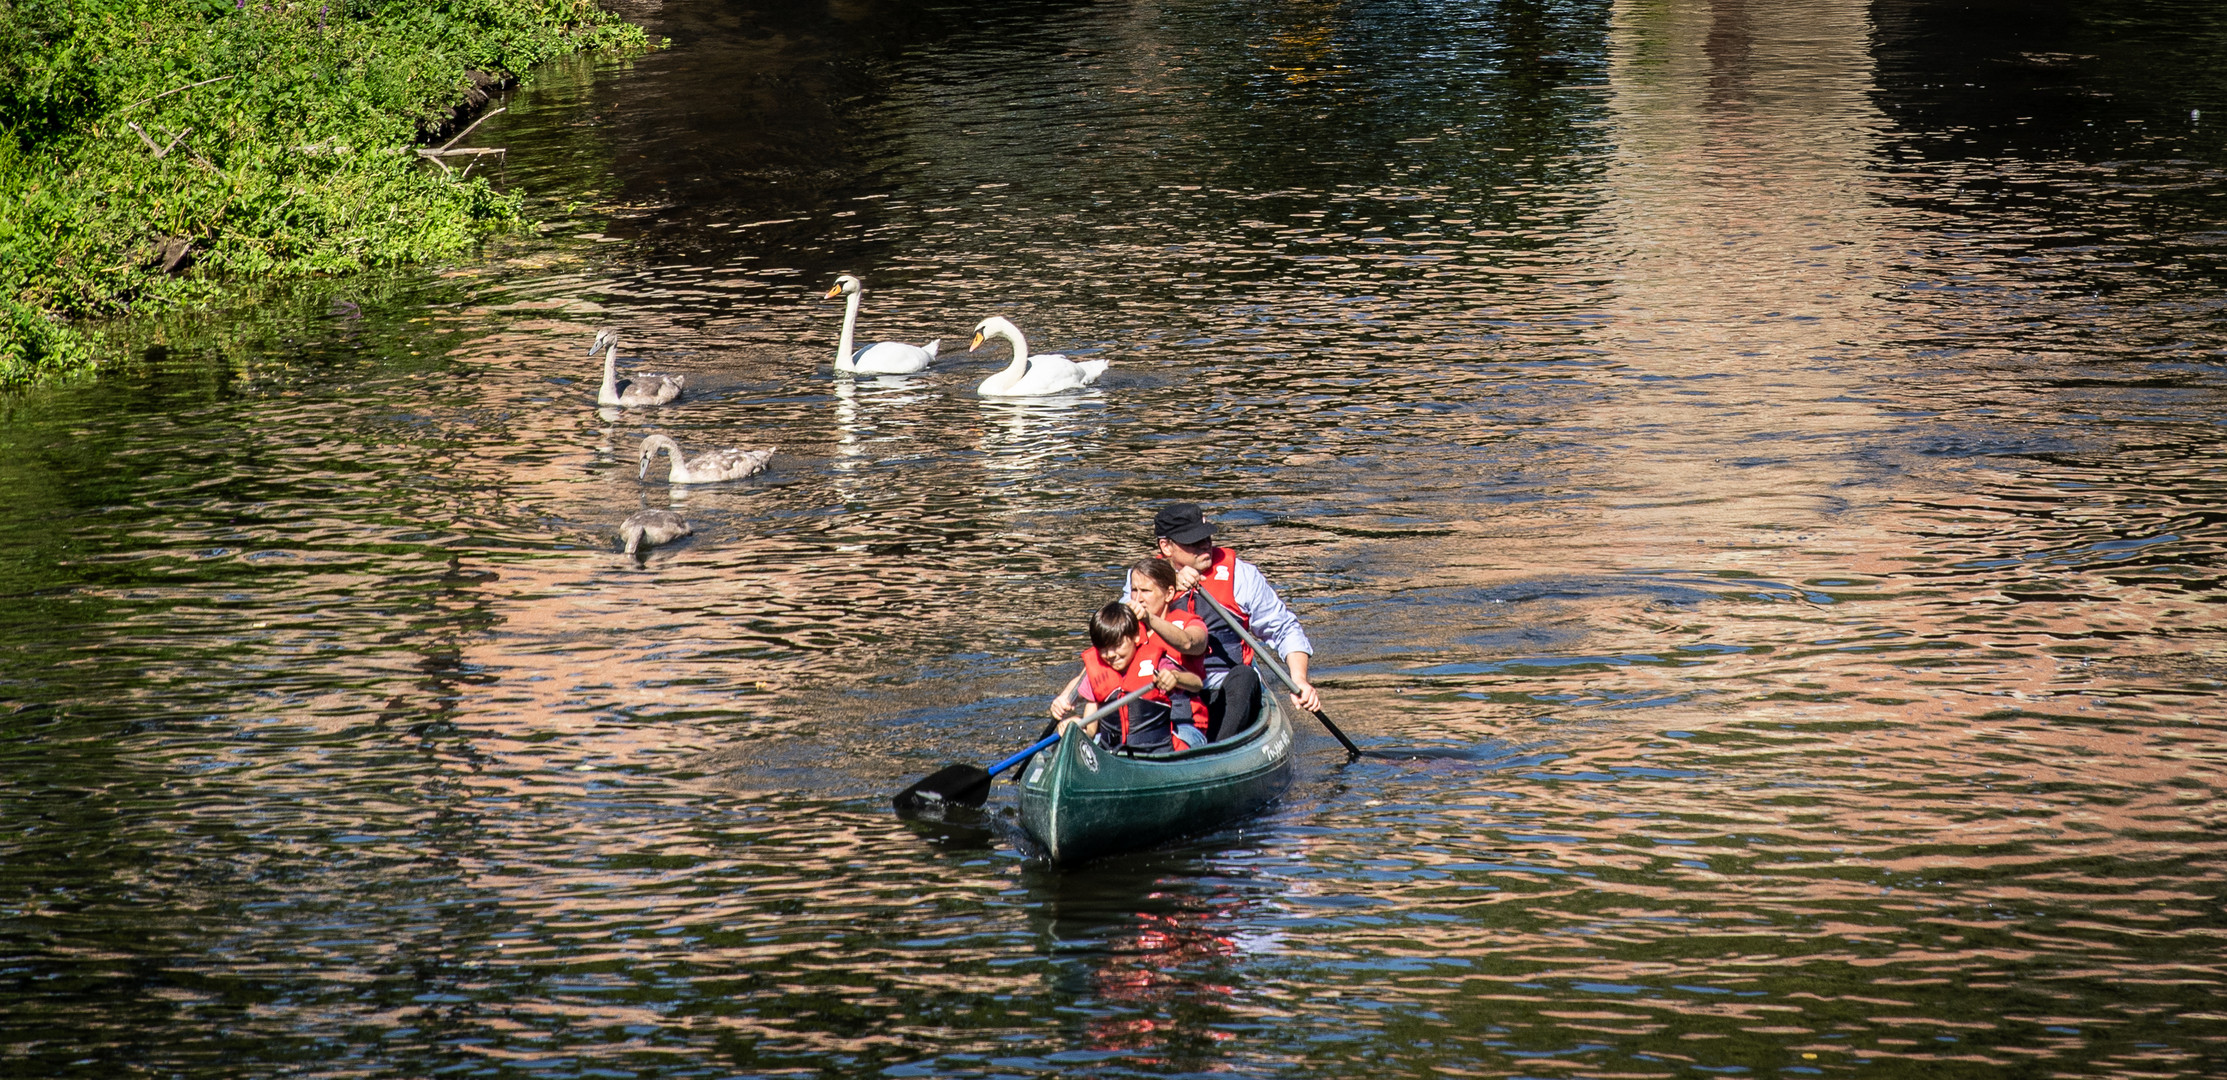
<box><xmin>1078</xmin><ymin>741</ymin><xmax>1100</xmax><ymax>772</ymax></box>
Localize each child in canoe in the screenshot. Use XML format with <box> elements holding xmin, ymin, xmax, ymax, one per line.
<box><xmin>1049</xmin><ymin>560</ymin><xmax>1210</xmax><ymax>752</ymax></box>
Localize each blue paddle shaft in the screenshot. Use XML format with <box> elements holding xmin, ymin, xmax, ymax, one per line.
<box><xmin>985</xmin><ymin>683</ymin><xmax>1155</xmax><ymax>778</ymax></box>
<box><xmin>986</xmin><ymin>735</ymin><xmax>1060</xmax><ymax>780</ymax></box>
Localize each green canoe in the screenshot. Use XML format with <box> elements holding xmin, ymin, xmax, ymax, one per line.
<box><xmin>1016</xmin><ymin>690</ymin><xmax>1296</xmax><ymax>865</ymax></box>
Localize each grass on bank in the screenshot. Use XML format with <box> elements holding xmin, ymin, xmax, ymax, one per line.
<box><xmin>0</xmin><ymin>0</ymin><xmax>647</xmax><ymax>384</ymax></box>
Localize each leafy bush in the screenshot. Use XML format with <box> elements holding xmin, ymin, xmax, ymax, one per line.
<box><xmin>0</xmin><ymin>0</ymin><xmax>647</xmax><ymax>383</ymax></box>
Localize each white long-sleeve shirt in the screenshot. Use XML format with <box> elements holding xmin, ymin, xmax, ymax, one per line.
<box><xmin>1222</xmin><ymin>556</ymin><xmax>1312</xmax><ymax>660</ymax></box>
<box><xmin>1123</xmin><ymin>553</ymin><xmax>1313</xmax><ymax>683</ymax></box>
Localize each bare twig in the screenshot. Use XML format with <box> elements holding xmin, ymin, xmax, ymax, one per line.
<box><xmin>120</xmin><ymin>75</ymin><xmax>235</xmax><ymax>115</ymax></box>
<box><xmin>416</xmin><ymin>145</ymin><xmax>506</xmax><ymax>178</ymax></box>
<box><xmin>415</xmin><ymin>147</ymin><xmax>507</xmax><ymax>158</ymax></box>
<box><xmin>437</xmin><ymin>106</ymin><xmax>506</xmax><ymax>152</ymax></box>
<box><xmin>126</xmin><ymin>122</ymin><xmax>192</xmax><ymax>159</ymax></box>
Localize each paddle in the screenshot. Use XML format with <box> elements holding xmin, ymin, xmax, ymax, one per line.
<box><xmin>1187</xmin><ymin>586</ymin><xmax>1363</xmax><ymax>761</ymax></box>
<box><xmin>893</xmin><ymin>683</ymin><xmax>1156</xmax><ymax>814</ymax></box>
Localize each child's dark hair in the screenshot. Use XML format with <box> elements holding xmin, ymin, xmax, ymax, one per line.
<box><xmin>1128</xmin><ymin>557</ymin><xmax>1179</xmax><ymax>592</ymax></box>
<box><xmin>1089</xmin><ymin>601</ymin><xmax>1139</xmax><ymax>651</ymax></box>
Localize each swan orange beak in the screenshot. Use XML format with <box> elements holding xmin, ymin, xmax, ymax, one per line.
<box><xmin>969</xmin><ymin>332</ymin><xmax>986</xmax><ymax>352</ymax></box>
<box><xmin>823</xmin><ymin>284</ymin><xmax>842</xmax><ymax>299</ymax></box>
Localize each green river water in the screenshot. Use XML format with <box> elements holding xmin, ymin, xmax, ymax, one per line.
<box><xmin>4</xmin><ymin>0</ymin><xmax>2226</xmax><ymax>1076</ymax></box>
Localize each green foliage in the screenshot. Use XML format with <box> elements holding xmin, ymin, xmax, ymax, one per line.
<box><xmin>0</xmin><ymin>0</ymin><xmax>647</xmax><ymax>383</ymax></box>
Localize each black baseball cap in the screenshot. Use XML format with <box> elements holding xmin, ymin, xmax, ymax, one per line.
<box><xmin>1153</xmin><ymin>503</ymin><xmax>1216</xmax><ymax>546</ymax></box>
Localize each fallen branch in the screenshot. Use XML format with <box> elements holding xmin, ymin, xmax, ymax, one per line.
<box><xmin>126</xmin><ymin>122</ymin><xmax>192</xmax><ymax>159</ymax></box>
<box><xmin>437</xmin><ymin>106</ymin><xmax>506</xmax><ymax>152</ymax></box>
<box><xmin>120</xmin><ymin>75</ymin><xmax>235</xmax><ymax>114</ymax></box>
<box><xmin>415</xmin><ymin>146</ymin><xmax>506</xmax><ymax>175</ymax></box>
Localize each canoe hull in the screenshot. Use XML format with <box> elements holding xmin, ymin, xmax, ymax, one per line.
<box><xmin>1017</xmin><ymin>693</ymin><xmax>1295</xmax><ymax>865</ymax></box>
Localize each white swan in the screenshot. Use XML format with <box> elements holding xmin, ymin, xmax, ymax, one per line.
<box><xmin>638</xmin><ymin>435</ymin><xmax>776</xmax><ymax>485</ymax></box>
<box><xmin>620</xmin><ymin>509</ymin><xmax>692</xmax><ymax>556</ymax></box>
<box><xmin>591</xmin><ymin>330</ymin><xmax>684</xmax><ymax>407</ymax></box>
<box><xmin>970</xmin><ymin>316</ymin><xmax>1109</xmax><ymax>397</ymax></box>
<box><xmin>826</xmin><ymin>275</ymin><xmax>939</xmax><ymax>375</ymax></box>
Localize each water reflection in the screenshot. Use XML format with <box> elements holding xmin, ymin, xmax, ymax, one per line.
<box><xmin>1010</xmin><ymin>848</ymin><xmax>1290</xmax><ymax>1067</ymax></box>
<box><xmin>4</xmin><ymin>0</ymin><xmax>2227</xmax><ymax>1077</ymax></box>
<box><xmin>978</xmin><ymin>395</ymin><xmax>1104</xmax><ymax>475</ymax></box>
<box><xmin>1565</xmin><ymin>0</ymin><xmax>1901</xmax><ymax>583</ymax></box>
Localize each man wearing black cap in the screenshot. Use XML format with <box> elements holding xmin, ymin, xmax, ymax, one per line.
<box><xmin>1140</xmin><ymin>503</ymin><xmax>1319</xmax><ymax>741</ymax></box>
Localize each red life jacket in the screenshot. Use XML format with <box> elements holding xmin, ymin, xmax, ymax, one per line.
<box><xmin>1158</xmin><ymin>605</ymin><xmax>1210</xmax><ymax>731</ymax></box>
<box><xmin>1078</xmin><ymin>630</ymin><xmax>1190</xmax><ymax>752</ymax></box>
<box><xmin>1160</xmin><ymin>605</ymin><xmax>1209</xmax><ymax>684</ymax></box>
<box><xmin>1172</xmin><ymin>546</ymin><xmax>1254</xmax><ymax>675</ymax></box>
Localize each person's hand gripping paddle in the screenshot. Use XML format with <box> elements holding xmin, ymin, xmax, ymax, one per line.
<box><xmin>1187</xmin><ymin>588</ymin><xmax>1363</xmax><ymax>761</ymax></box>
<box><xmin>893</xmin><ymin>683</ymin><xmax>1155</xmax><ymax>814</ymax></box>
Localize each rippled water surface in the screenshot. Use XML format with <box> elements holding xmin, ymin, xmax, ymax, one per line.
<box><xmin>7</xmin><ymin>0</ymin><xmax>2227</xmax><ymax>1076</ymax></box>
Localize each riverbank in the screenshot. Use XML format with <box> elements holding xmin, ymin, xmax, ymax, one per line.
<box><xmin>0</xmin><ymin>0</ymin><xmax>650</xmax><ymax>384</ymax></box>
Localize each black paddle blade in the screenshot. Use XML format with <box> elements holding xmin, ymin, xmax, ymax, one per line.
<box><xmin>893</xmin><ymin>764</ymin><xmax>993</xmax><ymax>815</ymax></box>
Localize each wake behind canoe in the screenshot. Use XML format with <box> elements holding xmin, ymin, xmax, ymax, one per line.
<box><xmin>1017</xmin><ymin>690</ymin><xmax>1296</xmax><ymax>865</ymax></box>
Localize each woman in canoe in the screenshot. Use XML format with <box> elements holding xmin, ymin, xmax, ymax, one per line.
<box><xmin>1121</xmin><ymin>555</ymin><xmax>1210</xmax><ymax>733</ymax></box>
<box><xmin>1049</xmin><ymin>592</ymin><xmax>1206</xmax><ymax>754</ymax></box>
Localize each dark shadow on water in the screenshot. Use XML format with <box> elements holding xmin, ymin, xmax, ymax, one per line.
<box><xmin>1357</xmin><ymin>743</ymin><xmax>1509</xmax><ymax>762</ymax></box>
<box><xmin>894</xmin><ymin>803</ymin><xmax>999</xmax><ymax>850</ymax></box>
<box><xmin>1017</xmin><ymin>843</ymin><xmax>1252</xmax><ymax>945</ymax></box>
<box><xmin>1014</xmin><ymin>839</ymin><xmax>1277</xmax><ymax>1067</ymax></box>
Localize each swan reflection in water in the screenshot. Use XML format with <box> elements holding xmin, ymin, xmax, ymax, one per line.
<box><xmin>978</xmin><ymin>393</ymin><xmax>1104</xmax><ymax>476</ymax></box>
<box><xmin>831</xmin><ymin>374</ymin><xmax>939</xmax><ymax>477</ymax></box>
